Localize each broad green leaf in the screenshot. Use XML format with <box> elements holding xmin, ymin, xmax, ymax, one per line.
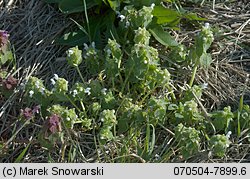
<box><xmin>131</xmin><ymin>0</ymin><xmax>161</xmax><ymax>7</ymax></box>
<box><xmin>104</xmin><ymin>0</ymin><xmax>120</xmax><ymax>11</ymax></box>
<box><xmin>149</xmin><ymin>26</ymin><xmax>178</xmax><ymax>47</ymax></box>
<box><xmin>153</xmin><ymin>6</ymin><xmax>180</xmax><ymax>25</ymax></box>
<box><xmin>56</xmin><ymin>30</ymin><xmax>89</xmax><ymax>46</ymax></box>
<box><xmin>59</xmin><ymin>0</ymin><xmax>101</xmax><ymax>14</ymax></box>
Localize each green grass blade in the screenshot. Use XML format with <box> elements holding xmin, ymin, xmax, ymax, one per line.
<box><xmin>149</xmin><ymin>124</ymin><xmax>155</xmax><ymax>155</ymax></box>
<box><xmin>14</xmin><ymin>142</ymin><xmax>31</xmax><ymax>163</ymax></box>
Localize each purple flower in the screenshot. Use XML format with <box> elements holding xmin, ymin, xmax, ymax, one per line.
<box><xmin>48</xmin><ymin>114</ymin><xmax>61</xmax><ymax>134</ymax></box>
<box><xmin>21</xmin><ymin>108</ymin><xmax>33</xmax><ymax>119</ymax></box>
<box><xmin>21</xmin><ymin>105</ymin><xmax>41</xmax><ymax>119</ymax></box>
<box><xmin>2</xmin><ymin>75</ymin><xmax>18</xmax><ymax>90</ymax></box>
<box><xmin>0</xmin><ymin>30</ymin><xmax>9</xmax><ymax>52</ymax></box>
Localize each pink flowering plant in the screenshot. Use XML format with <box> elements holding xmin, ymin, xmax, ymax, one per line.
<box><xmin>0</xmin><ymin>30</ymin><xmax>13</xmax><ymax>66</ymax></box>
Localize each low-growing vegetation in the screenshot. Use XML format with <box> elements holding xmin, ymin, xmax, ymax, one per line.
<box><xmin>0</xmin><ymin>0</ymin><xmax>250</xmax><ymax>162</ymax></box>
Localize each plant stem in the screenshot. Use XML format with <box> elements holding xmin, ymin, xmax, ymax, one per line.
<box><xmin>121</xmin><ymin>65</ymin><xmax>134</xmax><ymax>94</ymax></box>
<box><xmin>66</xmin><ymin>95</ymin><xmax>81</xmax><ymax>112</ymax></box>
<box><xmin>76</xmin><ymin>66</ymin><xmax>85</xmax><ymax>83</ymax></box>
<box><xmin>166</xmin><ymin>84</ymin><xmax>176</xmax><ymax>102</ymax></box>
<box><xmin>189</xmin><ymin>64</ymin><xmax>198</xmax><ymax>87</ymax></box>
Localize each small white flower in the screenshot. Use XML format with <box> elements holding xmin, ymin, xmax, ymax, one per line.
<box><xmin>50</xmin><ymin>78</ymin><xmax>56</xmax><ymax>85</ymax></box>
<box><xmin>124</xmin><ymin>6</ymin><xmax>128</xmax><ymax>11</ymax></box>
<box><xmin>84</xmin><ymin>87</ymin><xmax>91</xmax><ymax>95</ymax></box>
<box><xmin>67</xmin><ymin>49</ymin><xmax>74</xmax><ymax>56</ymax></box>
<box><xmin>54</xmin><ymin>74</ymin><xmax>59</xmax><ymax>81</ymax></box>
<box><xmin>100</xmin><ymin>118</ymin><xmax>104</xmax><ymax>122</ymax></box>
<box><xmin>84</xmin><ymin>43</ymin><xmax>89</xmax><ymax>50</ymax></box>
<box><xmin>119</xmin><ymin>14</ymin><xmax>126</xmax><ymax>22</ymax></box>
<box><xmin>144</xmin><ymin>60</ymin><xmax>148</xmax><ymax>64</ymax></box>
<box><xmin>125</xmin><ymin>21</ymin><xmax>130</xmax><ymax>28</ymax></box>
<box><xmin>66</xmin><ymin>117</ymin><xmax>71</xmax><ymax>121</ymax></box>
<box><xmin>226</xmin><ymin>131</ymin><xmax>232</xmax><ymax>139</ymax></box>
<box><xmin>205</xmin><ymin>22</ymin><xmax>210</xmax><ymax>28</ymax></box>
<box><xmin>91</xmin><ymin>42</ymin><xmax>95</xmax><ymax>48</ymax></box>
<box><xmin>101</xmin><ymin>88</ymin><xmax>107</xmax><ymax>95</ymax></box>
<box><xmin>116</xmin><ymin>43</ymin><xmax>121</xmax><ymax>48</ymax></box>
<box><xmin>40</xmin><ymin>87</ymin><xmax>45</xmax><ymax>95</ymax></box>
<box><xmin>151</xmin><ymin>15</ymin><xmax>153</xmax><ymax>18</ymax></box>
<box><xmin>35</xmin><ymin>81</ymin><xmax>40</xmax><ymax>89</ymax></box>
<box><xmin>155</xmin><ymin>154</ymin><xmax>160</xmax><ymax>158</ymax></box>
<box><xmin>150</xmin><ymin>3</ymin><xmax>155</xmax><ymax>9</ymax></box>
<box><xmin>29</xmin><ymin>90</ymin><xmax>34</xmax><ymax>97</ymax></box>
<box><xmin>201</xmin><ymin>83</ymin><xmax>208</xmax><ymax>89</ymax></box>
<box><xmin>72</xmin><ymin>89</ymin><xmax>78</xmax><ymax>97</ymax></box>
<box><xmin>106</xmin><ymin>49</ymin><xmax>112</xmax><ymax>56</ymax></box>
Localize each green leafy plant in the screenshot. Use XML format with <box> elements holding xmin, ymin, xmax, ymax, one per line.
<box><xmin>15</xmin><ymin>1</ymin><xmax>250</xmax><ymax>162</ymax></box>
<box><xmin>209</xmin><ymin>134</ymin><xmax>231</xmax><ymax>157</ymax></box>
<box><xmin>175</xmin><ymin>123</ymin><xmax>201</xmax><ymax>159</ymax></box>
<box><xmin>44</xmin><ymin>0</ymin><xmax>205</xmax><ymax>48</ymax></box>
<box><xmin>0</xmin><ymin>30</ymin><xmax>13</xmax><ymax>66</ymax></box>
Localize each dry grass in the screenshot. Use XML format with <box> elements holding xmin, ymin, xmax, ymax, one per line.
<box><xmin>169</xmin><ymin>1</ymin><xmax>250</xmax><ymax>111</ymax></box>
<box><xmin>0</xmin><ymin>0</ymin><xmax>88</xmax><ymax>162</ymax></box>
<box><xmin>0</xmin><ymin>0</ymin><xmax>250</xmax><ymax>162</ymax></box>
